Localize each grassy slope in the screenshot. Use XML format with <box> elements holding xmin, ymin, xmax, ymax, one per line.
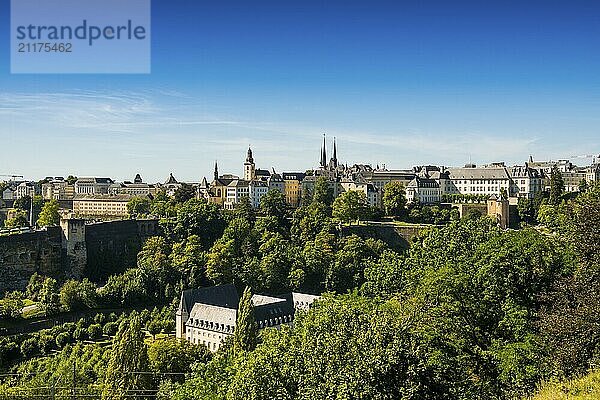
<box><xmin>531</xmin><ymin>371</ymin><xmax>600</xmax><ymax>400</ymax></box>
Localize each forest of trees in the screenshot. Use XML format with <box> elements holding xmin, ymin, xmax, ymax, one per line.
<box><xmin>1</xmin><ymin>176</ymin><xmax>599</xmax><ymax>398</ymax></box>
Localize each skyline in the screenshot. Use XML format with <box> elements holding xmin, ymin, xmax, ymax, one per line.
<box><xmin>2</xmin><ymin>0</ymin><xmax>600</xmax><ymax>181</ymax></box>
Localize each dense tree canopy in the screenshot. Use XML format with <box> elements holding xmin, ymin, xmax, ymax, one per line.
<box><xmin>36</xmin><ymin>199</ymin><xmax>60</xmax><ymax>227</ymax></box>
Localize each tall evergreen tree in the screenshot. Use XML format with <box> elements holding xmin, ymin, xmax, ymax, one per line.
<box><xmin>234</xmin><ymin>286</ymin><xmax>258</xmax><ymax>354</ymax></box>
<box><xmin>550</xmin><ymin>165</ymin><xmax>565</xmax><ymax>205</ymax></box>
<box><xmin>103</xmin><ymin>314</ymin><xmax>152</xmax><ymax>400</ymax></box>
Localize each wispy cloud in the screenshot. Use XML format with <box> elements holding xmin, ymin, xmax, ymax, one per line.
<box><xmin>0</xmin><ymin>90</ymin><xmax>251</xmax><ymax>133</ymax></box>
<box><xmin>0</xmin><ymin>89</ymin><xmax>549</xmax><ymax>180</ymax></box>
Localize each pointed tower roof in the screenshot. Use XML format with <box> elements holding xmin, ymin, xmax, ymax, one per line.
<box><xmin>246</xmin><ymin>146</ymin><xmax>254</xmax><ymax>164</ymax></box>
<box><xmin>320</xmin><ymin>134</ymin><xmax>327</xmax><ymax>167</ymax></box>
<box><xmin>165</xmin><ymin>173</ymin><xmax>178</xmax><ymax>184</ymax></box>
<box><xmin>214</xmin><ymin>161</ymin><xmax>219</xmax><ymax>180</ymax></box>
<box><xmin>331</xmin><ymin>137</ymin><xmax>338</xmax><ymax>167</ymax></box>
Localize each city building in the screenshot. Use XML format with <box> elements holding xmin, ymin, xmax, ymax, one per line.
<box><xmin>42</xmin><ymin>177</ymin><xmax>75</xmax><ymax>200</ymax></box>
<box><xmin>75</xmin><ymin>177</ymin><xmax>114</xmax><ymax>195</ymax></box>
<box><xmin>527</xmin><ymin>158</ymin><xmax>599</xmax><ymax>193</ymax></box>
<box><xmin>508</xmin><ymin>165</ymin><xmax>543</xmax><ymax>199</ymax></box>
<box><xmin>405</xmin><ymin>176</ymin><xmax>442</xmax><ymax>204</ymax></box>
<box><xmin>283</xmin><ymin>172</ymin><xmax>306</xmax><ymax>207</ymax></box>
<box><xmin>202</xmin><ymin>148</ymin><xmax>285</xmax><ymax>210</ymax></box>
<box><xmin>2</xmin><ymin>186</ymin><xmax>15</xmax><ymax>201</ymax></box>
<box><xmin>15</xmin><ymin>181</ymin><xmax>40</xmax><ymax>199</ymax></box>
<box><xmin>73</xmin><ymin>194</ymin><xmax>141</xmax><ymax>218</ymax></box>
<box><xmin>444</xmin><ymin>164</ymin><xmax>512</xmax><ymax>197</ymax></box>
<box><xmin>176</xmin><ymin>284</ymin><xmax>319</xmax><ymax>351</ymax></box>
<box><xmin>163</xmin><ymin>173</ymin><xmax>182</xmax><ymax>197</ymax></box>
<box><xmin>224</xmin><ymin>179</ymin><xmax>250</xmax><ymax>210</ymax></box>
<box><xmin>109</xmin><ymin>174</ymin><xmax>158</xmax><ymax>196</ymax></box>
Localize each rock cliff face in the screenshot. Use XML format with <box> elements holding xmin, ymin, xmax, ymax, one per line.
<box><xmin>0</xmin><ymin>219</ymin><xmax>160</xmax><ymax>295</ymax></box>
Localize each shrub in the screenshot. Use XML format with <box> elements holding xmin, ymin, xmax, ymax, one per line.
<box><xmin>87</xmin><ymin>324</ymin><xmax>103</xmax><ymax>341</ymax></box>
<box><xmin>94</xmin><ymin>313</ymin><xmax>106</xmax><ymax>325</ymax></box>
<box><xmin>0</xmin><ymin>339</ymin><xmax>19</xmax><ymax>369</ymax></box>
<box><xmin>38</xmin><ymin>334</ymin><xmax>55</xmax><ymax>355</ymax></box>
<box><xmin>73</xmin><ymin>327</ymin><xmax>87</xmax><ymax>342</ymax></box>
<box><xmin>20</xmin><ymin>338</ymin><xmax>39</xmax><ymax>358</ymax></box>
<box><xmin>103</xmin><ymin>321</ymin><xmax>118</xmax><ymax>337</ymax></box>
<box><xmin>55</xmin><ymin>332</ymin><xmax>71</xmax><ymax>348</ymax></box>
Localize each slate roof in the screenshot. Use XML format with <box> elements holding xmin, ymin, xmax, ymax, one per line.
<box><xmin>178</xmin><ymin>284</ymin><xmax>239</xmax><ymax>315</ymax></box>
<box><xmin>447</xmin><ymin>167</ymin><xmax>510</xmax><ymax>180</ymax></box>
<box><xmin>253</xmin><ymin>295</ymin><xmax>294</xmax><ymax>326</ymax></box>
<box><xmin>282</xmin><ymin>172</ymin><xmax>306</xmax><ymax>181</ymax></box>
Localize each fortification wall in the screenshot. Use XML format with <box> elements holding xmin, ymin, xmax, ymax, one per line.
<box><xmin>0</xmin><ymin>219</ymin><xmax>160</xmax><ymax>294</ymax></box>
<box><xmin>0</xmin><ymin>227</ymin><xmax>64</xmax><ymax>293</ymax></box>
<box><xmin>84</xmin><ymin>219</ymin><xmax>160</xmax><ymax>282</ymax></box>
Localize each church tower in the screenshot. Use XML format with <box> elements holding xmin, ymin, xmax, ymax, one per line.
<box><xmin>214</xmin><ymin>160</ymin><xmax>219</xmax><ymax>181</ymax></box>
<box><xmin>330</xmin><ymin>137</ymin><xmax>338</xmax><ymax>168</ymax></box>
<box><xmin>244</xmin><ymin>146</ymin><xmax>256</xmax><ymax>181</ymax></box>
<box><xmin>320</xmin><ymin>134</ymin><xmax>327</xmax><ymax>168</ymax></box>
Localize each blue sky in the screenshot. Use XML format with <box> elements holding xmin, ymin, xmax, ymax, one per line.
<box><xmin>1</xmin><ymin>0</ymin><xmax>600</xmax><ymax>182</ymax></box>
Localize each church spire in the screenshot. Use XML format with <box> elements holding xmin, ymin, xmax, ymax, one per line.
<box><xmin>332</xmin><ymin>137</ymin><xmax>338</xmax><ymax>167</ymax></box>
<box><xmin>320</xmin><ymin>134</ymin><xmax>327</xmax><ymax>168</ymax></box>
<box><xmin>214</xmin><ymin>160</ymin><xmax>219</xmax><ymax>180</ymax></box>
<box><xmin>246</xmin><ymin>146</ymin><xmax>254</xmax><ymax>164</ymax></box>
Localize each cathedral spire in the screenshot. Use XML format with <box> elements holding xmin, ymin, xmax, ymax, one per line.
<box><xmin>214</xmin><ymin>160</ymin><xmax>219</xmax><ymax>180</ymax></box>
<box><xmin>332</xmin><ymin>137</ymin><xmax>338</xmax><ymax>167</ymax></box>
<box><xmin>320</xmin><ymin>134</ymin><xmax>327</xmax><ymax>168</ymax></box>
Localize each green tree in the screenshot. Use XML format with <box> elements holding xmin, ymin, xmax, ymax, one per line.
<box><xmin>170</xmin><ymin>235</ymin><xmax>207</xmax><ymax>289</ymax></box>
<box><xmin>13</xmin><ymin>195</ymin><xmax>31</xmax><ymax>211</ymax></box>
<box><xmin>234</xmin><ymin>287</ymin><xmax>258</xmax><ymax>354</ymax></box>
<box><xmin>0</xmin><ymin>291</ymin><xmax>24</xmax><ymax>319</ymax></box>
<box><xmin>59</xmin><ymin>279</ymin><xmax>98</xmax><ymax>311</ymax></box>
<box><xmin>167</xmin><ymin>199</ymin><xmax>226</xmax><ymax>247</ymax></box>
<box><xmin>382</xmin><ymin>181</ymin><xmax>407</xmax><ymax>218</ymax></box>
<box><xmin>37</xmin><ymin>199</ymin><xmax>60</xmax><ymax>227</ymax></box>
<box><xmin>312</xmin><ymin>176</ymin><xmax>334</xmax><ymax>210</ymax></box>
<box><xmin>127</xmin><ymin>196</ymin><xmax>151</xmax><ymax>217</ymax></box>
<box><xmin>26</xmin><ymin>273</ymin><xmax>44</xmax><ymax>301</ymax></box>
<box><xmin>332</xmin><ymin>190</ymin><xmax>370</xmax><ymax>224</ymax></box>
<box><xmin>549</xmin><ymin>165</ymin><xmax>565</xmax><ymax>205</ymax></box>
<box><xmin>517</xmin><ymin>197</ymin><xmax>536</xmax><ymax>225</ymax></box>
<box><xmin>260</xmin><ymin>189</ymin><xmax>288</xmax><ymax>228</ymax></box>
<box><xmin>148</xmin><ymin>337</ymin><xmax>211</xmax><ymax>379</ymax></box>
<box><xmin>87</xmin><ymin>324</ymin><xmax>103</xmax><ymax>340</ymax></box>
<box><xmin>39</xmin><ymin>277</ymin><xmax>60</xmax><ymax>317</ymax></box>
<box><xmin>235</xmin><ymin>196</ymin><xmax>256</xmax><ymax>224</ymax></box>
<box><xmin>4</xmin><ymin>209</ymin><xmax>28</xmax><ymax>228</ymax></box>
<box><xmin>103</xmin><ymin>315</ymin><xmax>152</xmax><ymax>399</ymax></box>
<box><xmin>173</xmin><ymin>183</ymin><xmax>196</xmax><ymax>204</ymax></box>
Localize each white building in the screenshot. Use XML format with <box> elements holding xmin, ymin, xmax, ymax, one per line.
<box><xmin>508</xmin><ymin>165</ymin><xmax>543</xmax><ymax>199</ymax></box>
<box><xmin>109</xmin><ymin>174</ymin><xmax>157</xmax><ymax>197</ymax></box>
<box><xmin>75</xmin><ymin>177</ymin><xmax>114</xmax><ymax>195</ymax></box>
<box><xmin>42</xmin><ymin>178</ymin><xmax>75</xmax><ymax>200</ymax></box>
<box><xmin>225</xmin><ymin>180</ymin><xmax>250</xmax><ymax>210</ymax></box>
<box><xmin>176</xmin><ymin>284</ymin><xmax>319</xmax><ymax>352</ymax></box>
<box><xmin>444</xmin><ymin>165</ymin><xmax>512</xmax><ymax>197</ymax></box>
<box><xmin>406</xmin><ymin>176</ymin><xmax>441</xmax><ymax>204</ymax></box>
<box><xmin>249</xmin><ymin>180</ymin><xmax>269</xmax><ymax>208</ymax></box>
<box><xmin>15</xmin><ymin>182</ymin><xmax>40</xmax><ymax>199</ymax></box>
